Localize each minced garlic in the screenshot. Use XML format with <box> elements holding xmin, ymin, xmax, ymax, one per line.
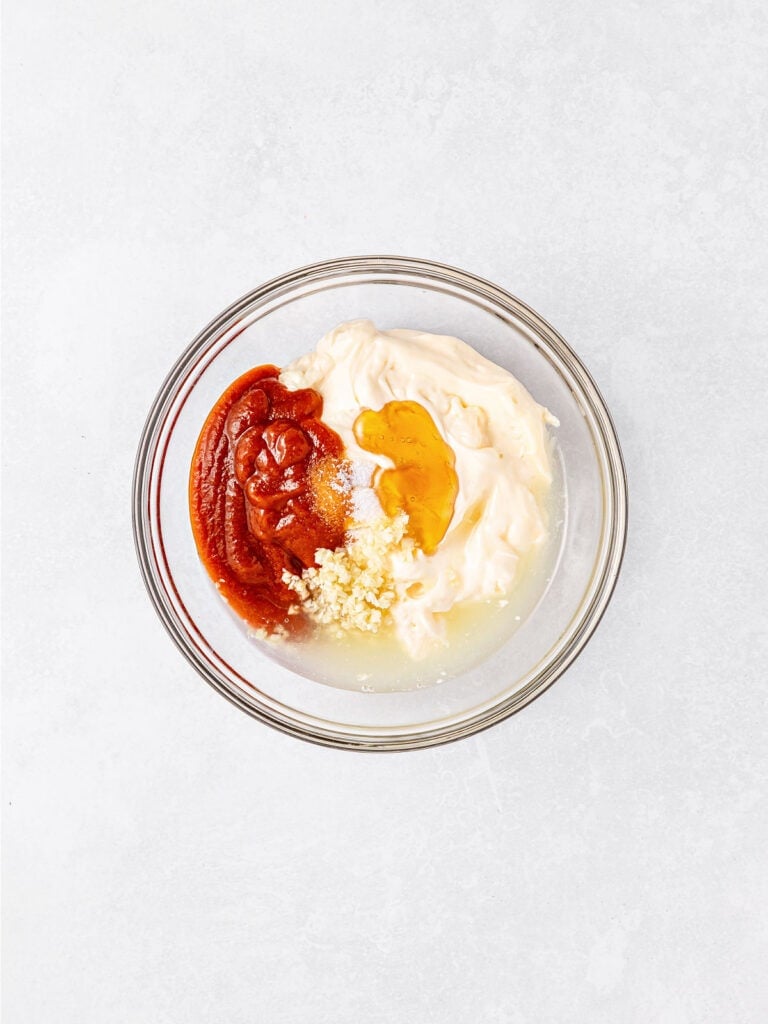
<box><xmin>282</xmin><ymin>515</ymin><xmax>415</xmax><ymax>635</ymax></box>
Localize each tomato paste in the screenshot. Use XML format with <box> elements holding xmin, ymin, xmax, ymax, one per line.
<box><xmin>189</xmin><ymin>365</ymin><xmax>346</xmax><ymax>634</ymax></box>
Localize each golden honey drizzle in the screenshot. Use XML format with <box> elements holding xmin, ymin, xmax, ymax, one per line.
<box><xmin>353</xmin><ymin>400</ymin><xmax>458</xmax><ymax>554</ymax></box>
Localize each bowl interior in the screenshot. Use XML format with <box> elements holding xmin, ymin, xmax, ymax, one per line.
<box><xmin>137</xmin><ymin>261</ymin><xmax>623</xmax><ymax>748</ymax></box>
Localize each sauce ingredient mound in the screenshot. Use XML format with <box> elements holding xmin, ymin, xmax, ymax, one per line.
<box><xmin>190</xmin><ymin>319</ymin><xmax>557</xmax><ymax>660</ymax></box>
<box><xmin>189</xmin><ymin>365</ymin><xmax>347</xmax><ymax>636</ymax></box>
<box><xmin>354</xmin><ymin>400</ymin><xmax>458</xmax><ymax>555</ymax></box>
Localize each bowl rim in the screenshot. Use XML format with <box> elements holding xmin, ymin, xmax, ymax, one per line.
<box><xmin>132</xmin><ymin>255</ymin><xmax>628</xmax><ymax>751</ymax></box>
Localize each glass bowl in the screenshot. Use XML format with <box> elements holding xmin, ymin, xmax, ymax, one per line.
<box><xmin>133</xmin><ymin>256</ymin><xmax>627</xmax><ymax>750</ymax></box>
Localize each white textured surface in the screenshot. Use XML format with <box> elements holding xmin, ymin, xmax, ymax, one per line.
<box><xmin>3</xmin><ymin>1</ymin><xmax>767</xmax><ymax>1021</ymax></box>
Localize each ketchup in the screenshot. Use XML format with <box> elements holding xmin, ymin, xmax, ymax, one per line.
<box><xmin>189</xmin><ymin>365</ymin><xmax>346</xmax><ymax>635</ymax></box>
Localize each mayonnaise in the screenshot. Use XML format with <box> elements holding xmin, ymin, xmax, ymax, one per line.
<box><xmin>280</xmin><ymin>320</ymin><xmax>557</xmax><ymax>658</ymax></box>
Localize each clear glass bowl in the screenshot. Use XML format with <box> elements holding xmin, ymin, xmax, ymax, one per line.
<box><xmin>133</xmin><ymin>256</ymin><xmax>627</xmax><ymax>750</ymax></box>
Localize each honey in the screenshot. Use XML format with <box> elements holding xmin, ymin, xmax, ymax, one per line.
<box><xmin>353</xmin><ymin>400</ymin><xmax>458</xmax><ymax>554</ymax></box>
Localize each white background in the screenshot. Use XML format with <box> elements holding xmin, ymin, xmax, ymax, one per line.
<box><xmin>3</xmin><ymin>1</ymin><xmax>767</xmax><ymax>1021</ymax></box>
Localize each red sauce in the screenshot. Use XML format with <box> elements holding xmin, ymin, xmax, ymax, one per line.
<box><xmin>189</xmin><ymin>365</ymin><xmax>346</xmax><ymax>635</ymax></box>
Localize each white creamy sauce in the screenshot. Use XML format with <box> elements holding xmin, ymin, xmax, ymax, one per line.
<box><xmin>279</xmin><ymin>320</ymin><xmax>558</xmax><ymax>669</ymax></box>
